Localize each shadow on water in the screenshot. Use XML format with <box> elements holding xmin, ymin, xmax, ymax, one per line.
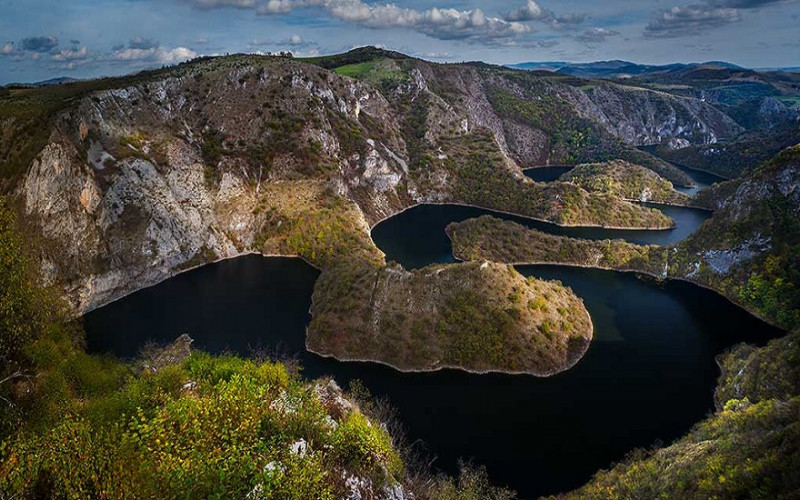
<box><xmin>371</xmin><ymin>204</ymin><xmax>710</xmax><ymax>270</ymax></box>
<box><xmin>84</xmin><ymin>205</ymin><xmax>781</xmax><ymax>499</ymax></box>
<box><xmin>638</xmin><ymin>145</ymin><xmax>728</xmax><ymax>196</ymax></box>
<box><xmin>523</xmin><ymin>166</ymin><xmax>575</xmax><ymax>183</ymax></box>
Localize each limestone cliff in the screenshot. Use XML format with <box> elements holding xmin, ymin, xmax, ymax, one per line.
<box><xmin>1</xmin><ymin>50</ymin><xmax>746</xmax><ymax>314</ymax></box>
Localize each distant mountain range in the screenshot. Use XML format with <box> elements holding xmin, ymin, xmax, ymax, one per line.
<box><xmin>508</xmin><ymin>60</ymin><xmax>799</xmax><ymax>78</ymax></box>
<box><xmin>3</xmin><ymin>76</ymin><xmax>81</xmax><ymax>88</ymax></box>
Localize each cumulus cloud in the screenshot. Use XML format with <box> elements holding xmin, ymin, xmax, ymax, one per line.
<box><xmin>505</xmin><ymin>0</ymin><xmax>549</xmax><ymax>21</ymax></box>
<box><xmin>575</xmin><ymin>27</ymin><xmax>620</xmax><ymax>43</ymax></box>
<box><xmin>645</xmin><ymin>4</ymin><xmax>741</xmax><ymax>37</ymax></box>
<box><xmin>504</xmin><ymin>1</ymin><xmax>587</xmax><ymax>29</ymax></box>
<box><xmin>108</xmin><ymin>37</ymin><xmax>197</xmax><ymax>64</ymax></box>
<box><xmin>0</xmin><ymin>43</ymin><xmax>15</xmax><ymax>56</ymax></box>
<box><xmin>643</xmin><ymin>0</ymin><xmax>792</xmax><ymax>38</ymax></box>
<box><xmin>128</xmin><ymin>37</ymin><xmax>160</xmax><ymax>50</ymax></box>
<box><xmin>200</xmin><ymin>0</ymin><xmax>531</xmax><ymax>42</ymax></box>
<box><xmin>20</xmin><ymin>36</ymin><xmax>59</xmax><ymax>52</ymax></box>
<box><xmin>112</xmin><ymin>45</ymin><xmax>198</xmax><ymax>63</ymax></box>
<box><xmin>259</xmin><ymin>0</ymin><xmax>298</xmax><ymax>13</ymax></box>
<box><xmin>182</xmin><ymin>0</ymin><xmax>594</xmax><ymax>42</ymax></box>
<box><xmin>289</xmin><ymin>34</ymin><xmax>303</xmax><ymax>45</ymax></box>
<box><xmin>51</xmin><ymin>46</ymin><xmax>89</xmax><ymax>61</ymax></box>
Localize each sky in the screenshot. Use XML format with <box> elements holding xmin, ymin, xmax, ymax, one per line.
<box><xmin>0</xmin><ymin>0</ymin><xmax>798</xmax><ymax>84</ymax></box>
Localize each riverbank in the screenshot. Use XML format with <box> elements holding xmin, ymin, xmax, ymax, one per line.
<box><xmin>370</xmin><ymin>201</ymin><xmax>677</xmax><ymax>233</ymax></box>
<box><xmin>446</xmin><ymin>216</ymin><xmax>784</xmax><ymax>329</ymax></box>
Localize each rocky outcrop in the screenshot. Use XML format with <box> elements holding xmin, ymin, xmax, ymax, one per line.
<box><xmin>574</xmin><ymin>84</ymin><xmax>742</xmax><ymax>146</ymax></box>
<box><xmin>7</xmin><ymin>51</ymin><xmax>748</xmax><ymax>315</ymax></box>
<box><xmin>16</xmin><ymin>58</ymin><xmax>412</xmax><ymax>312</ymax></box>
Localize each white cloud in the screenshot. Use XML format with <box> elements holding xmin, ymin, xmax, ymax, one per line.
<box><xmin>51</xmin><ymin>46</ymin><xmax>89</xmax><ymax>61</ymax></box>
<box><xmin>256</xmin><ymin>0</ymin><xmax>532</xmax><ymax>41</ymax></box>
<box><xmin>503</xmin><ymin>1</ymin><xmax>587</xmax><ymax>29</ymax></box>
<box><xmin>290</xmin><ymin>34</ymin><xmax>303</xmax><ymax>45</ymax></box>
<box><xmin>0</xmin><ymin>43</ymin><xmax>15</xmax><ymax>56</ymax></box>
<box><xmin>505</xmin><ymin>0</ymin><xmax>549</xmax><ymax>22</ymax></box>
<box><xmin>646</xmin><ymin>5</ymin><xmax>741</xmax><ymax>37</ymax></box>
<box><xmin>112</xmin><ymin>46</ymin><xmax>198</xmax><ymax>64</ymax></box>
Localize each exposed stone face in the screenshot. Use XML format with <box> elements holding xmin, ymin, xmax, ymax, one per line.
<box><xmin>15</xmin><ymin>60</ymin><xmax>417</xmax><ymax>313</ymax></box>
<box><xmin>21</xmin><ymin>129</ymin><xmax>249</xmax><ymax>312</ymax></box>
<box><xmin>11</xmin><ymin>54</ymin><xmax>746</xmax><ymax>314</ymax></box>
<box><xmin>576</xmin><ymin>84</ymin><xmax>742</xmax><ymax>145</ymax></box>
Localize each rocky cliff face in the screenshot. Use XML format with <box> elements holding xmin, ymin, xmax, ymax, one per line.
<box><xmin>6</xmin><ymin>50</ymin><xmax>748</xmax><ymax>313</ymax></box>
<box><xmin>577</xmin><ymin>84</ymin><xmax>742</xmax><ymax>145</ymax></box>
<box><xmin>17</xmin><ymin>57</ymin><xmax>413</xmax><ymax>312</ymax></box>
<box><xmin>404</xmin><ymin>59</ymin><xmax>740</xmax><ymax>170</ymax></box>
<box><xmin>668</xmin><ymin>145</ymin><xmax>800</xmax><ymax>328</ymax></box>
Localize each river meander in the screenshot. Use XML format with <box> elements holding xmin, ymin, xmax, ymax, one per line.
<box><xmin>84</xmin><ymin>202</ymin><xmax>781</xmax><ymax>498</ymax></box>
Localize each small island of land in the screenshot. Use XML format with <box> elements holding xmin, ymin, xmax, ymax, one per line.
<box><xmin>447</xmin><ymin>143</ymin><xmax>800</xmax><ymax>330</ymax></box>
<box><xmin>308</xmin><ymin>260</ymin><xmax>593</xmax><ymax>376</ymax></box>
<box><xmin>447</xmin><ymin>215</ymin><xmax>669</xmax><ymax>276</ymax></box>
<box><xmin>560</xmin><ymin>160</ymin><xmax>692</xmax><ymax>206</ymax></box>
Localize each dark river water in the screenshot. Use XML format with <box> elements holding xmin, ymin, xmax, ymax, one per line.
<box><xmin>672</xmin><ymin>166</ymin><xmax>727</xmax><ymax>196</ymax></box>
<box><xmin>83</xmin><ymin>204</ymin><xmax>781</xmax><ymax>499</ymax></box>
<box><xmin>638</xmin><ymin>145</ymin><xmax>728</xmax><ymax>196</ymax></box>
<box><xmin>372</xmin><ymin>204</ymin><xmax>711</xmax><ymax>270</ymax></box>
<box><xmin>523</xmin><ymin>153</ymin><xmax>728</xmax><ymax>197</ymax></box>
<box><xmin>523</xmin><ymin>165</ymin><xmax>574</xmax><ymax>183</ymax></box>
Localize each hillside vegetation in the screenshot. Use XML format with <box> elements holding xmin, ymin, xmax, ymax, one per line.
<box><xmin>448</xmin><ymin>216</ymin><xmax>668</xmax><ymax>277</ymax></box>
<box><xmin>308</xmin><ymin>260</ymin><xmax>592</xmax><ymax>375</ymax></box>
<box><xmin>654</xmin><ymin>123</ymin><xmax>800</xmax><ymax>179</ymax></box>
<box><xmin>552</xmin><ymin>330</ymin><xmax>800</xmax><ymax>500</ymax></box>
<box><xmin>448</xmin><ymin>144</ymin><xmax>800</xmax><ymax>331</ymax></box>
<box><xmin>561</xmin><ymin>160</ymin><xmax>691</xmax><ymax>206</ymax></box>
<box><xmin>0</xmin><ymin>199</ymin><xmax>515</xmax><ymax>499</ymax></box>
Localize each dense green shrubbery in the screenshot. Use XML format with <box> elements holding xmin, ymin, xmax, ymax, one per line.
<box><xmin>1</xmin><ymin>348</ymin><xmax>406</xmax><ymax>498</ymax></box>
<box><xmin>308</xmin><ymin>259</ymin><xmax>592</xmax><ymax>375</ymax></box>
<box><xmin>255</xmin><ymin>200</ymin><xmax>383</xmax><ymax>269</ymax></box>
<box><xmin>0</xmin><ymin>198</ymin><xmax>46</xmax><ymax>364</ymax></box>
<box><xmin>739</xmin><ymin>252</ymin><xmax>800</xmax><ymax>328</ymax></box>
<box><xmin>554</xmin><ymin>331</ymin><xmax>800</xmax><ymax>500</ymax></box>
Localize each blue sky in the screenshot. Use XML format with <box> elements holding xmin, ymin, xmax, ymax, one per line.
<box><xmin>0</xmin><ymin>0</ymin><xmax>798</xmax><ymax>83</ymax></box>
